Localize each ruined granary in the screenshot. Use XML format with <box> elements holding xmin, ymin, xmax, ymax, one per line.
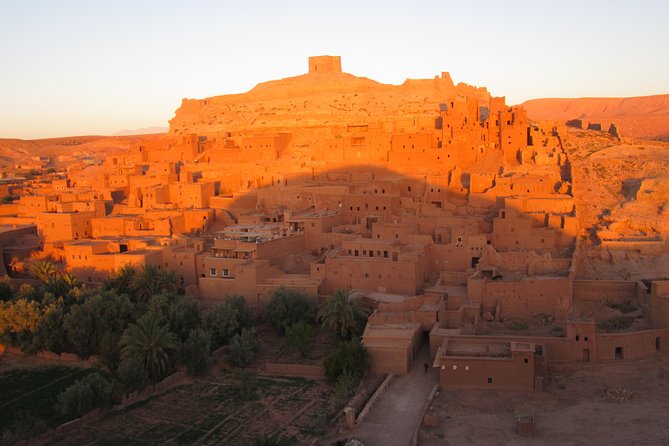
<box><xmin>2</xmin><ymin>56</ymin><xmax>668</xmax><ymax>389</ymax></box>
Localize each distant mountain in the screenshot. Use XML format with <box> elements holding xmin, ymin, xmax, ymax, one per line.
<box><xmin>113</xmin><ymin>126</ymin><xmax>168</xmax><ymax>136</ymax></box>
<box><xmin>0</xmin><ymin>134</ymin><xmax>164</xmax><ymax>167</ymax></box>
<box><xmin>521</xmin><ymin>94</ymin><xmax>669</xmax><ymax>141</ymax></box>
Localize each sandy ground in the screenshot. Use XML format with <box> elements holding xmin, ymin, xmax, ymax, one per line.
<box><xmin>420</xmin><ymin>354</ymin><xmax>669</xmax><ymax>446</ymax></box>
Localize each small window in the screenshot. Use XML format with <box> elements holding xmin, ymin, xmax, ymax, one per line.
<box><xmin>209</xmin><ymin>268</ymin><xmax>216</xmax><ymax>277</ymax></box>
<box><xmin>222</xmin><ymin>269</ymin><xmax>229</xmax><ymax>277</ymax></box>
<box><xmin>576</xmin><ymin>335</ymin><xmax>580</xmax><ymax>341</ymax></box>
<box><xmin>487</xmin><ymin>377</ymin><xmax>493</xmax><ymax>384</ymax></box>
<box><xmin>524</xmin><ymin>358</ymin><xmax>529</xmax><ymax>363</ymax></box>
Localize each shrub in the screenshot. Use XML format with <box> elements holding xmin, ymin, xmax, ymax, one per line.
<box><xmin>203</xmin><ymin>296</ymin><xmax>252</xmax><ymax>350</ymax></box>
<box><xmin>284</xmin><ymin>321</ymin><xmax>314</xmax><ymax>357</ymax></box>
<box><xmin>179</xmin><ymin>328</ymin><xmax>212</xmax><ymax>375</ymax></box>
<box><xmin>606</xmin><ymin>301</ymin><xmax>638</xmax><ymax>314</ymax></box>
<box><xmin>264</xmin><ymin>287</ymin><xmax>315</xmax><ymax>334</ymax></box>
<box><xmin>227</xmin><ymin>328</ymin><xmax>260</xmax><ymax>368</ymax></box>
<box><xmin>323</xmin><ymin>339</ymin><xmax>370</xmax><ymax>382</ymax></box>
<box><xmin>597</xmin><ymin>315</ymin><xmax>635</xmax><ymax>331</ymax></box>
<box><xmin>505</xmin><ymin>322</ymin><xmax>529</xmax><ymax>331</ymax></box>
<box><xmin>55</xmin><ymin>372</ymin><xmax>112</xmax><ymax>418</ymax></box>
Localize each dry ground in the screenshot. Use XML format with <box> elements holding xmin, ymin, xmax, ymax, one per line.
<box><xmin>420</xmin><ymin>354</ymin><xmax>669</xmax><ymax>446</ymax></box>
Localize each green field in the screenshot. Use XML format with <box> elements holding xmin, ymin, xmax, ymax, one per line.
<box><xmin>43</xmin><ymin>372</ymin><xmax>337</xmax><ymax>446</ymax></box>
<box><xmin>0</xmin><ymin>366</ymin><xmax>95</xmax><ymax>434</ymax></box>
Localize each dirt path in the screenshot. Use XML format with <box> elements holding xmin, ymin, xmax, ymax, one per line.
<box><xmin>352</xmin><ymin>346</ymin><xmax>438</xmax><ymax>446</ymax></box>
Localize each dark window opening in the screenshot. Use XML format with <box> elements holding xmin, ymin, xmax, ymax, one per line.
<box><xmin>487</xmin><ymin>377</ymin><xmax>493</xmax><ymax>384</ymax></box>
<box><xmin>615</xmin><ymin>347</ymin><xmax>623</xmax><ymax>360</ymax></box>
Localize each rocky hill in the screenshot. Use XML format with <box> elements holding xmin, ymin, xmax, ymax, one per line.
<box><xmin>168</xmin><ymin>70</ymin><xmax>490</xmax><ymax>136</ymax></box>
<box><xmin>521</xmin><ymin>95</ymin><xmax>669</xmax><ymax>141</ymax></box>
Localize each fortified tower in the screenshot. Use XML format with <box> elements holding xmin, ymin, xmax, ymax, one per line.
<box><xmin>308</xmin><ymin>55</ymin><xmax>342</xmax><ymax>73</ymax></box>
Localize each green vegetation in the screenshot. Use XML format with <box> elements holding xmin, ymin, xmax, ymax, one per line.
<box><xmin>597</xmin><ymin>315</ymin><xmax>636</xmax><ymax>331</ymax></box>
<box><xmin>120</xmin><ymin>311</ymin><xmax>179</xmax><ymax>384</ymax></box>
<box><xmin>323</xmin><ymin>339</ymin><xmax>370</xmax><ymax>383</ymax></box>
<box><xmin>317</xmin><ymin>289</ymin><xmax>370</xmax><ymax>341</ymax></box>
<box><xmin>252</xmin><ymin>433</ymin><xmax>297</xmax><ymax>446</ymax></box>
<box><xmin>0</xmin><ymin>366</ymin><xmax>97</xmax><ymax>440</ymax></box>
<box><xmin>284</xmin><ymin>321</ymin><xmax>314</xmax><ymax>357</ymax></box>
<box><xmin>505</xmin><ymin>321</ymin><xmax>529</xmax><ymax>331</ymax></box>
<box><xmin>264</xmin><ymin>287</ymin><xmax>316</xmax><ymax>334</ymax></box>
<box><xmin>0</xmin><ymin>262</ymin><xmax>258</xmax><ymax>441</ymax></box>
<box><xmin>55</xmin><ymin>372</ymin><xmax>113</xmax><ymax>418</ymax></box>
<box><xmin>227</xmin><ymin>328</ymin><xmax>260</xmax><ymax>368</ymax></box>
<box><xmin>606</xmin><ymin>300</ymin><xmax>638</xmax><ymax>314</ymax></box>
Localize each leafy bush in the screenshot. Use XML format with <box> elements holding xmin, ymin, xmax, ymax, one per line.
<box><xmin>505</xmin><ymin>321</ymin><xmax>529</xmax><ymax>331</ymax></box>
<box><xmin>201</xmin><ymin>295</ymin><xmax>252</xmax><ymax>350</ymax></box>
<box><xmin>227</xmin><ymin>328</ymin><xmax>260</xmax><ymax>368</ymax></box>
<box><xmin>179</xmin><ymin>328</ymin><xmax>212</xmax><ymax>375</ymax></box>
<box><xmin>606</xmin><ymin>301</ymin><xmax>638</xmax><ymax>314</ymax></box>
<box><xmin>55</xmin><ymin>372</ymin><xmax>112</xmax><ymax>418</ymax></box>
<box><xmin>284</xmin><ymin>322</ymin><xmax>314</xmax><ymax>357</ymax></box>
<box><xmin>323</xmin><ymin>339</ymin><xmax>370</xmax><ymax>382</ymax></box>
<box><xmin>264</xmin><ymin>287</ymin><xmax>315</xmax><ymax>334</ymax></box>
<box><xmin>117</xmin><ymin>358</ymin><xmax>150</xmax><ymax>393</ymax></box>
<box><xmin>597</xmin><ymin>315</ymin><xmax>635</xmax><ymax>331</ymax></box>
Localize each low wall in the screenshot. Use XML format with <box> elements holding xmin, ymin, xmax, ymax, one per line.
<box><xmin>263</xmin><ymin>363</ymin><xmax>324</xmax><ymax>379</ymax></box>
<box><xmin>597</xmin><ymin>329</ymin><xmax>667</xmax><ymax>360</ymax></box>
<box><xmin>573</xmin><ymin>280</ymin><xmax>639</xmax><ymax>303</ymax></box>
<box><xmin>430</xmin><ymin>327</ymin><xmax>669</xmax><ymax>364</ymax></box>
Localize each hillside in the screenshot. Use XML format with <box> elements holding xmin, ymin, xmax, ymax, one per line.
<box><xmin>521</xmin><ymin>95</ymin><xmax>669</xmax><ymax>141</ymax></box>
<box><xmin>168</xmin><ymin>70</ymin><xmax>490</xmax><ymax>136</ymax></box>
<box><xmin>0</xmin><ymin>134</ymin><xmax>165</xmax><ymax>167</ymax></box>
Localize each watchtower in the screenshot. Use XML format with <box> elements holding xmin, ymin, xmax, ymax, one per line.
<box><xmin>308</xmin><ymin>55</ymin><xmax>342</xmax><ymax>73</ymax></box>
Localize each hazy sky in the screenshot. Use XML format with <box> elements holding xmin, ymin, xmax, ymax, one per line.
<box><xmin>1</xmin><ymin>0</ymin><xmax>667</xmax><ymax>139</ymax></box>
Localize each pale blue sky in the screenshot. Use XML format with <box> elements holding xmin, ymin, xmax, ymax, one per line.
<box><xmin>1</xmin><ymin>0</ymin><xmax>667</xmax><ymax>139</ymax></box>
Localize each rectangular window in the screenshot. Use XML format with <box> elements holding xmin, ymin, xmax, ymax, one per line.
<box><xmin>209</xmin><ymin>268</ymin><xmax>216</xmax><ymax>277</ymax></box>
<box><xmin>222</xmin><ymin>268</ymin><xmax>229</xmax><ymax>277</ymax></box>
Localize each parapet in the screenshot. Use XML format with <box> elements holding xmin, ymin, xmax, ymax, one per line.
<box><xmin>308</xmin><ymin>55</ymin><xmax>342</xmax><ymax>73</ymax></box>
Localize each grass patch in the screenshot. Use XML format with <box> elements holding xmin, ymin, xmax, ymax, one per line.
<box><xmin>0</xmin><ymin>366</ymin><xmax>96</xmax><ymax>434</ymax></box>
<box><xmin>505</xmin><ymin>322</ymin><xmax>529</xmax><ymax>331</ymax></box>
<box><xmin>597</xmin><ymin>315</ymin><xmax>635</xmax><ymax>331</ymax></box>
<box><xmin>606</xmin><ymin>301</ymin><xmax>638</xmax><ymax>314</ymax></box>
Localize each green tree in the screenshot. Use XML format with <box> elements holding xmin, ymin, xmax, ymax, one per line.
<box><xmin>130</xmin><ymin>264</ymin><xmax>180</xmax><ymax>302</ymax></box>
<box><xmin>117</xmin><ymin>357</ymin><xmax>150</xmax><ymax>393</ymax></box>
<box><xmin>120</xmin><ymin>311</ymin><xmax>178</xmax><ymax>383</ymax></box>
<box><xmin>203</xmin><ymin>301</ymin><xmax>242</xmax><ymax>349</ymax></box>
<box><xmin>323</xmin><ymin>339</ymin><xmax>370</xmax><ymax>382</ymax></box>
<box><xmin>178</xmin><ymin>328</ymin><xmax>212</xmax><ymax>375</ymax></box>
<box><xmin>0</xmin><ymin>298</ymin><xmax>41</xmax><ymax>336</ymax></box>
<box><xmin>31</xmin><ymin>303</ymin><xmax>66</xmax><ymax>353</ymax></box>
<box><xmin>103</xmin><ymin>264</ymin><xmax>136</xmax><ymax>295</ymax></box>
<box><xmin>227</xmin><ymin>328</ymin><xmax>260</xmax><ymax>368</ymax></box>
<box><xmin>317</xmin><ymin>289</ymin><xmax>370</xmax><ymax>341</ymax></box>
<box><xmin>284</xmin><ymin>321</ymin><xmax>313</xmax><ymax>357</ymax></box>
<box><xmin>29</xmin><ymin>260</ymin><xmax>56</xmax><ymax>282</ymax></box>
<box><xmin>55</xmin><ymin>372</ymin><xmax>112</xmax><ymax>418</ymax></box>
<box><xmin>264</xmin><ymin>287</ymin><xmax>315</xmax><ymax>334</ymax></box>
<box><xmin>64</xmin><ymin>291</ymin><xmax>134</xmax><ymax>357</ymax></box>
<box><xmin>223</xmin><ymin>295</ymin><xmax>253</xmax><ymax>328</ymax></box>
<box><xmin>167</xmin><ymin>297</ymin><xmax>201</xmax><ymax>342</ymax></box>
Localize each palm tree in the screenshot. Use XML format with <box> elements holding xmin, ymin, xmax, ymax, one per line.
<box><xmin>120</xmin><ymin>311</ymin><xmax>178</xmax><ymax>383</ymax></box>
<box><xmin>104</xmin><ymin>264</ymin><xmax>136</xmax><ymax>295</ymax></box>
<box><xmin>129</xmin><ymin>264</ymin><xmax>179</xmax><ymax>301</ymax></box>
<box><xmin>317</xmin><ymin>289</ymin><xmax>371</xmax><ymax>341</ymax></box>
<box><xmin>30</xmin><ymin>260</ymin><xmax>56</xmax><ymax>282</ymax></box>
